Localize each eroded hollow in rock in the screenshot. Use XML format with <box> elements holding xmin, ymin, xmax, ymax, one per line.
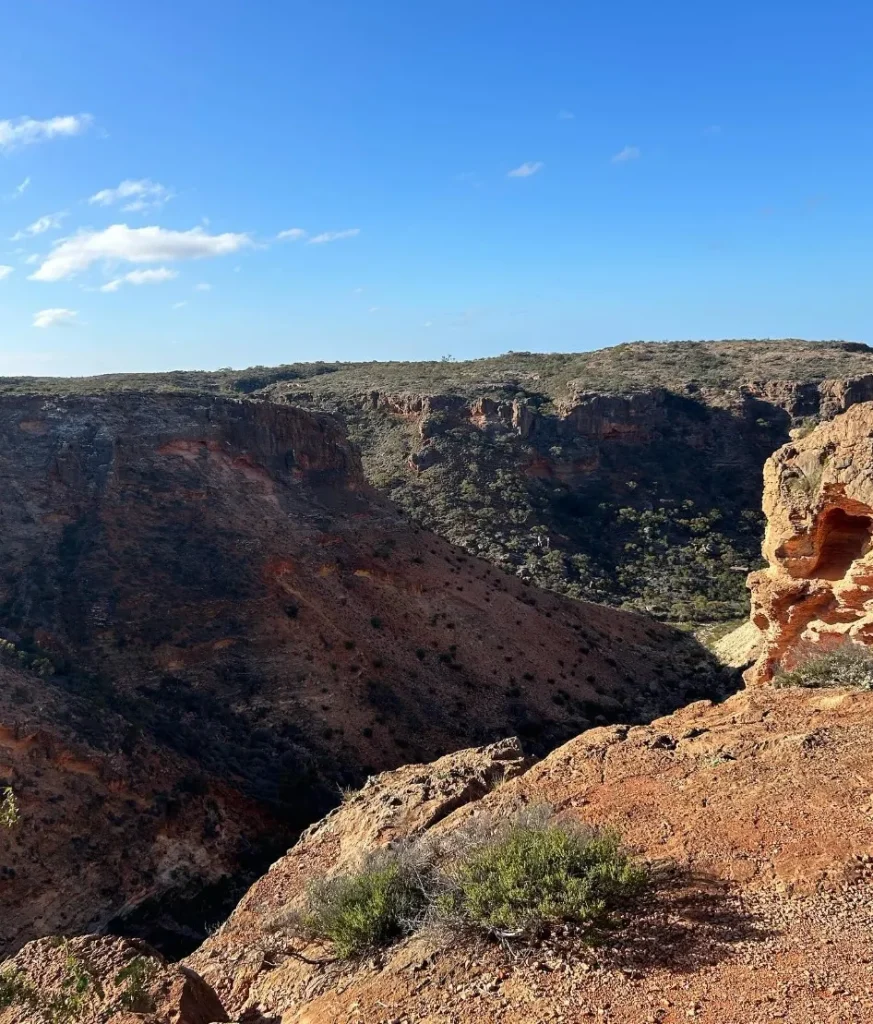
<box><xmin>811</xmin><ymin>508</ymin><xmax>872</xmax><ymax>581</ymax></box>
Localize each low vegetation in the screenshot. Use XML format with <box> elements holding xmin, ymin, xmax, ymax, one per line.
<box><xmin>4</xmin><ymin>339</ymin><xmax>867</xmax><ymax>626</ymax></box>
<box><xmin>774</xmin><ymin>645</ymin><xmax>873</xmax><ymax>690</ymax></box>
<box><xmin>295</xmin><ymin>853</ymin><xmax>430</xmax><ymax>958</ymax></box>
<box><xmin>276</xmin><ymin>810</ymin><xmax>647</xmax><ymax>958</ymax></box>
<box><xmin>0</xmin><ymin>787</ymin><xmax>19</xmax><ymax>829</ymax></box>
<box><xmin>0</xmin><ymin>945</ymin><xmax>159</xmax><ymax>1020</ymax></box>
<box><xmin>435</xmin><ymin>816</ymin><xmax>646</xmax><ymax>939</ymax></box>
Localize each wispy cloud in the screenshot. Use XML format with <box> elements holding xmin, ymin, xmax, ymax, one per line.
<box><xmin>11</xmin><ymin>212</ymin><xmax>67</xmax><ymax>241</ymax></box>
<box><xmin>194</xmin><ymin>282</ymin><xmax>211</xmax><ymax>291</ymax></box>
<box><xmin>308</xmin><ymin>228</ymin><xmax>360</xmax><ymax>245</ymax></box>
<box><xmin>611</xmin><ymin>145</ymin><xmax>640</xmax><ymax>163</ymax></box>
<box><xmin>507</xmin><ymin>161</ymin><xmax>544</xmax><ymax>178</ymax></box>
<box><xmin>100</xmin><ymin>267</ymin><xmax>178</xmax><ymax>292</ymax></box>
<box><xmin>30</xmin><ymin>224</ymin><xmax>251</xmax><ymax>282</ymax></box>
<box><xmin>557</xmin><ymin>110</ymin><xmax>574</xmax><ymax>120</ymax></box>
<box><xmin>0</xmin><ymin>114</ymin><xmax>93</xmax><ymax>151</ymax></box>
<box><xmin>5</xmin><ymin>176</ymin><xmax>32</xmax><ymax>200</ymax></box>
<box><xmin>172</xmin><ymin>301</ymin><xmax>188</xmax><ymax>310</ymax></box>
<box><xmin>277</xmin><ymin>227</ymin><xmax>306</xmax><ymax>241</ymax></box>
<box><xmin>88</xmin><ymin>179</ymin><xmax>173</xmax><ymax>213</ymax></box>
<box><xmin>0</xmin><ymin>265</ymin><xmax>13</xmax><ymax>281</ymax></box>
<box><xmin>33</xmin><ymin>307</ymin><xmax>77</xmax><ymax>328</ymax></box>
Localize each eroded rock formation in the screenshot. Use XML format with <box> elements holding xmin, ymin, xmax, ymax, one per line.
<box><xmin>747</xmin><ymin>402</ymin><xmax>873</xmax><ymax>683</ymax></box>
<box><xmin>0</xmin><ymin>393</ymin><xmax>719</xmax><ymax>957</ymax></box>
<box><xmin>186</xmin><ymin>687</ymin><xmax>873</xmax><ymax>1023</ymax></box>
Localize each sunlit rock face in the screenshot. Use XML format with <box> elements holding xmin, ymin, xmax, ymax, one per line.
<box><xmin>747</xmin><ymin>402</ymin><xmax>873</xmax><ymax>684</ymax></box>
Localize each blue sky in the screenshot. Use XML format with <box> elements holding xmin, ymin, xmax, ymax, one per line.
<box><xmin>1</xmin><ymin>0</ymin><xmax>871</xmax><ymax>376</ymax></box>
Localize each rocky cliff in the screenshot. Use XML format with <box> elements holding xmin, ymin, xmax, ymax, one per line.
<box><xmin>183</xmin><ymin>686</ymin><xmax>873</xmax><ymax>1024</ymax></box>
<box><xmin>747</xmin><ymin>401</ymin><xmax>873</xmax><ymax>683</ymax></box>
<box><xmin>260</xmin><ymin>345</ymin><xmax>873</xmax><ymax>622</ymax></box>
<box><xmin>0</xmin><ymin>392</ymin><xmax>719</xmax><ymax>957</ymax></box>
<box><xmin>10</xmin><ymin>340</ymin><xmax>873</xmax><ymax>624</ymax></box>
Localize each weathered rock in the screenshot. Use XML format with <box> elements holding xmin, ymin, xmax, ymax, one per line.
<box><xmin>186</xmin><ymin>687</ymin><xmax>873</xmax><ymax>1023</ymax></box>
<box><xmin>747</xmin><ymin>402</ymin><xmax>873</xmax><ymax>683</ymax></box>
<box><xmin>0</xmin><ymin>935</ymin><xmax>226</xmax><ymax>1024</ymax></box>
<box><xmin>0</xmin><ymin>392</ymin><xmax>715</xmax><ymax>956</ymax></box>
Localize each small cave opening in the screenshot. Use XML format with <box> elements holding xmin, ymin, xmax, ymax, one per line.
<box><xmin>811</xmin><ymin>508</ymin><xmax>872</xmax><ymax>581</ymax></box>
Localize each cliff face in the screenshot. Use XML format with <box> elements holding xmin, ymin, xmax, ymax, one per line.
<box><xmin>0</xmin><ymin>393</ymin><xmax>719</xmax><ymax>957</ymax></box>
<box><xmin>187</xmin><ymin>686</ymin><xmax>873</xmax><ymax>1024</ymax></box>
<box><xmin>268</xmin><ymin>369</ymin><xmax>873</xmax><ymax>622</ymax></box>
<box><xmin>747</xmin><ymin>402</ymin><xmax>873</xmax><ymax>683</ymax></box>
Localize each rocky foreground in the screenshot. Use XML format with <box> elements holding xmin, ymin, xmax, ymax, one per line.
<box><xmin>5</xmin><ymin>685</ymin><xmax>873</xmax><ymax>1023</ymax></box>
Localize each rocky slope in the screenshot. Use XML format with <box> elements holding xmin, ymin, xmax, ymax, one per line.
<box><xmin>0</xmin><ymin>392</ymin><xmax>719</xmax><ymax>957</ymax></box>
<box><xmin>747</xmin><ymin>401</ymin><xmax>873</xmax><ymax>683</ymax></box>
<box><xmin>181</xmin><ymin>685</ymin><xmax>873</xmax><ymax>1023</ymax></box>
<box><xmin>8</xmin><ymin>340</ymin><xmax>873</xmax><ymax>623</ymax></box>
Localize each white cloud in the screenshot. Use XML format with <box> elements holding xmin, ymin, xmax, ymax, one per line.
<box><xmin>558</xmin><ymin>110</ymin><xmax>574</xmax><ymax>120</ymax></box>
<box><xmin>33</xmin><ymin>308</ymin><xmax>77</xmax><ymax>328</ymax></box>
<box><xmin>172</xmin><ymin>301</ymin><xmax>188</xmax><ymax>309</ymax></box>
<box><xmin>277</xmin><ymin>227</ymin><xmax>306</xmax><ymax>241</ymax></box>
<box><xmin>368</xmin><ymin>306</ymin><xmax>380</xmax><ymax>313</ymax></box>
<box><xmin>308</xmin><ymin>228</ymin><xmax>360</xmax><ymax>244</ymax></box>
<box><xmin>612</xmin><ymin>145</ymin><xmax>640</xmax><ymax>163</ymax></box>
<box><xmin>0</xmin><ymin>114</ymin><xmax>93</xmax><ymax>151</ymax></box>
<box><xmin>23</xmin><ymin>253</ymin><xmax>40</xmax><ymax>265</ymax></box>
<box><xmin>194</xmin><ymin>282</ymin><xmax>211</xmax><ymax>291</ymax></box>
<box><xmin>30</xmin><ymin>224</ymin><xmax>251</xmax><ymax>282</ymax></box>
<box><xmin>507</xmin><ymin>161</ymin><xmax>544</xmax><ymax>178</ymax></box>
<box><xmin>88</xmin><ymin>179</ymin><xmax>173</xmax><ymax>213</ymax></box>
<box><xmin>100</xmin><ymin>267</ymin><xmax>178</xmax><ymax>292</ymax></box>
<box><xmin>0</xmin><ymin>265</ymin><xmax>13</xmax><ymax>281</ymax></box>
<box><xmin>11</xmin><ymin>212</ymin><xmax>67</xmax><ymax>240</ymax></box>
<box><xmin>7</xmin><ymin>176</ymin><xmax>31</xmax><ymax>199</ymax></box>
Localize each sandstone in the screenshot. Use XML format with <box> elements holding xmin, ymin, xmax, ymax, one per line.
<box><xmin>183</xmin><ymin>687</ymin><xmax>873</xmax><ymax>1023</ymax></box>
<box><xmin>747</xmin><ymin>401</ymin><xmax>873</xmax><ymax>683</ymax></box>
<box><xmin>0</xmin><ymin>392</ymin><xmax>716</xmax><ymax>956</ymax></box>
<box><xmin>0</xmin><ymin>934</ymin><xmax>226</xmax><ymax>1024</ymax></box>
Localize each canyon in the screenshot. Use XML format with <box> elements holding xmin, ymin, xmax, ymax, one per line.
<box><xmin>0</xmin><ymin>389</ymin><xmax>720</xmax><ymax>959</ymax></box>
<box><xmin>4</xmin><ymin>340</ymin><xmax>873</xmax><ymax>1022</ymax></box>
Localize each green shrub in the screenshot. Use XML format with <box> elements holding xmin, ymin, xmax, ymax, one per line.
<box><xmin>0</xmin><ymin>970</ymin><xmax>35</xmax><ymax>1010</ymax></box>
<box><xmin>114</xmin><ymin>956</ymin><xmax>158</xmax><ymax>1012</ymax></box>
<box><xmin>298</xmin><ymin>851</ymin><xmax>429</xmax><ymax>958</ymax></box>
<box><xmin>0</xmin><ymin>787</ymin><xmax>19</xmax><ymax>829</ymax></box>
<box><xmin>434</xmin><ymin>814</ymin><xmax>646</xmax><ymax>940</ymax></box>
<box><xmin>282</xmin><ymin>811</ymin><xmax>645</xmax><ymax>958</ymax></box>
<box><xmin>775</xmin><ymin>645</ymin><xmax>873</xmax><ymax>690</ymax></box>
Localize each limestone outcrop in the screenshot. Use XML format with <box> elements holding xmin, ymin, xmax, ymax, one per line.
<box><xmin>747</xmin><ymin>402</ymin><xmax>873</xmax><ymax>683</ymax></box>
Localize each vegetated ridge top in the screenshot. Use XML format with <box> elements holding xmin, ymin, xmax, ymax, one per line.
<box><xmin>2</xmin><ymin>339</ymin><xmax>871</xmax><ymax>401</ymax></box>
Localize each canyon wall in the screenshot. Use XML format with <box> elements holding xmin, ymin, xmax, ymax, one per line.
<box><xmin>0</xmin><ymin>393</ymin><xmax>721</xmax><ymax>956</ymax></box>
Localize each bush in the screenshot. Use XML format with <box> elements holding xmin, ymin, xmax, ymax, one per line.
<box><xmin>775</xmin><ymin>644</ymin><xmax>873</xmax><ymax>690</ymax></box>
<box><xmin>296</xmin><ymin>850</ymin><xmax>429</xmax><ymax>958</ymax></box>
<box><xmin>434</xmin><ymin>814</ymin><xmax>646</xmax><ymax>939</ymax></box>
<box><xmin>0</xmin><ymin>787</ymin><xmax>19</xmax><ymax>829</ymax></box>
<box><xmin>279</xmin><ymin>810</ymin><xmax>646</xmax><ymax>958</ymax></box>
